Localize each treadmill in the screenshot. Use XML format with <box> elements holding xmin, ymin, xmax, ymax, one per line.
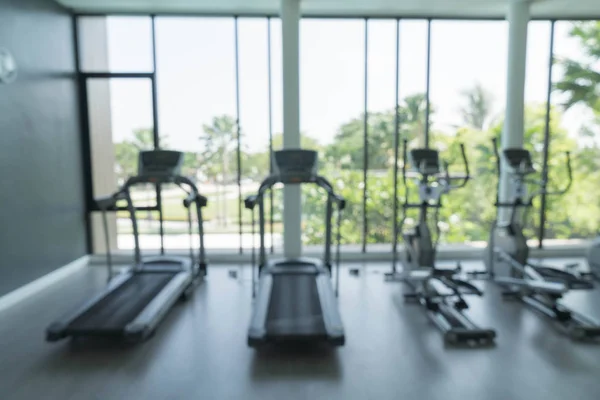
<box><xmin>244</xmin><ymin>149</ymin><xmax>345</xmax><ymax>347</ymax></box>
<box><xmin>46</xmin><ymin>150</ymin><xmax>208</xmax><ymax>343</ymax></box>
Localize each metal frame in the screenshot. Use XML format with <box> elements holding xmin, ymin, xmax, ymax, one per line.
<box><xmin>362</xmin><ymin>18</ymin><xmax>369</xmax><ymax>253</ymax></box>
<box><xmin>538</xmin><ymin>20</ymin><xmax>556</xmax><ymax>247</ymax></box>
<box><xmin>424</xmin><ymin>19</ymin><xmax>432</xmax><ymax>148</ymax></box>
<box><xmin>267</xmin><ymin>17</ymin><xmax>275</xmax><ymax>254</ymax></box>
<box><xmin>74</xmin><ymin>13</ymin><xmax>590</xmax><ymax>255</ymax></box>
<box><xmin>234</xmin><ymin>16</ymin><xmax>243</xmax><ymax>254</ymax></box>
<box><xmin>392</xmin><ymin>18</ymin><xmax>401</xmax><ymax>267</ymax></box>
<box><xmin>150</xmin><ymin>15</ymin><xmax>165</xmax><ymax>254</ymax></box>
<box><xmin>74</xmin><ymin>12</ymin><xmax>600</xmax><ymax>21</ymax></box>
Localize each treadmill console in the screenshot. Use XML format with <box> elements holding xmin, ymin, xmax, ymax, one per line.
<box><xmin>138</xmin><ymin>150</ymin><xmax>184</xmax><ymax>178</ymax></box>
<box><xmin>503</xmin><ymin>148</ymin><xmax>535</xmax><ymax>174</ymax></box>
<box><xmin>273</xmin><ymin>149</ymin><xmax>318</xmax><ymax>183</ymax></box>
<box><xmin>409</xmin><ymin>149</ymin><xmax>440</xmax><ymax>175</ymax></box>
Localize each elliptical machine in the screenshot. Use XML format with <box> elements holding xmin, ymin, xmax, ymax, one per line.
<box><xmin>386</xmin><ymin>140</ymin><xmax>496</xmax><ymax>345</ymax></box>
<box><xmin>478</xmin><ymin>138</ymin><xmax>600</xmax><ymax>340</ymax></box>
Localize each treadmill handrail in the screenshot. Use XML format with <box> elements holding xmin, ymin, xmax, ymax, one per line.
<box><xmin>245</xmin><ymin>173</ymin><xmax>345</xmax><ymax>270</ymax></box>
<box><xmin>245</xmin><ymin>174</ymin><xmax>345</xmax><ymax>210</ymax></box>
<box><xmin>95</xmin><ymin>174</ymin><xmax>207</xmax><ymax>276</ymax></box>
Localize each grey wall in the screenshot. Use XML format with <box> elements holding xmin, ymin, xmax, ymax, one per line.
<box><xmin>0</xmin><ymin>0</ymin><xmax>86</xmax><ymax>296</ymax></box>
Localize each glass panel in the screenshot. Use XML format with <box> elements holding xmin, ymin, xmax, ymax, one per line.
<box><xmin>548</xmin><ymin>21</ymin><xmax>599</xmax><ymax>242</ymax></box>
<box><xmin>300</xmin><ymin>19</ymin><xmax>365</xmax><ymax>247</ymax></box>
<box><xmin>365</xmin><ymin>19</ymin><xmax>397</xmax><ymax>251</ymax></box>
<box><xmin>155</xmin><ymin>17</ymin><xmax>241</xmax><ymax>250</ymax></box>
<box><xmin>522</xmin><ymin>21</ymin><xmax>552</xmax><ymax>247</ymax></box>
<box><xmin>238</xmin><ymin>18</ymin><xmax>276</xmax><ymax>251</ymax></box>
<box><xmin>86</xmin><ymin>77</ymin><xmax>155</xmax><ymax>251</ymax></box>
<box><xmin>427</xmin><ymin>21</ymin><xmax>508</xmax><ymax>245</ymax></box>
<box><xmin>78</xmin><ymin>16</ymin><xmax>153</xmax><ymax>72</ymax></box>
<box><xmin>400</xmin><ymin>20</ymin><xmax>429</xmax><ymax>148</ymax></box>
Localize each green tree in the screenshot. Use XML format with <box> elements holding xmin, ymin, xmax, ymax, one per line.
<box><xmin>199</xmin><ymin>115</ymin><xmax>238</xmax><ymax>183</ymax></box>
<box><xmin>114</xmin><ymin>128</ymin><xmax>166</xmax><ymax>182</ymax></box>
<box><xmin>459</xmin><ymin>83</ymin><xmax>494</xmax><ymax>130</ymax></box>
<box><xmin>199</xmin><ymin>115</ymin><xmax>239</xmax><ymax>226</ymax></box>
<box><xmin>555</xmin><ymin>22</ymin><xmax>600</xmax><ymax>112</ymax></box>
<box><xmin>552</xmin><ymin>21</ymin><xmax>600</xmax><ymax>237</ymax></box>
<box><xmin>301</xmin><ymin>102</ymin><xmax>586</xmax><ymax>246</ymax></box>
<box><xmin>324</xmin><ymin>93</ymin><xmax>430</xmax><ymax>171</ymax></box>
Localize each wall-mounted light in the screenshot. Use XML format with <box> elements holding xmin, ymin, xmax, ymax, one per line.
<box><xmin>0</xmin><ymin>48</ymin><xmax>17</xmax><ymax>84</ymax></box>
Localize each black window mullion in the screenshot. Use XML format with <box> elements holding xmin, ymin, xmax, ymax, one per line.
<box><xmin>234</xmin><ymin>16</ymin><xmax>243</xmax><ymax>254</ymax></box>
<box><xmin>267</xmin><ymin>17</ymin><xmax>275</xmax><ymax>254</ymax></box>
<box><xmin>362</xmin><ymin>18</ymin><xmax>369</xmax><ymax>253</ymax></box>
<box><xmin>392</xmin><ymin>18</ymin><xmax>401</xmax><ymax>271</ymax></box>
<box><xmin>150</xmin><ymin>15</ymin><xmax>165</xmax><ymax>255</ymax></box>
<box><xmin>538</xmin><ymin>20</ymin><xmax>556</xmax><ymax>248</ymax></box>
<box><xmin>424</xmin><ymin>18</ymin><xmax>432</xmax><ymax>148</ymax></box>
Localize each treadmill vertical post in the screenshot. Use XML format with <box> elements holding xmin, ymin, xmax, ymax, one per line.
<box><xmin>125</xmin><ymin>187</ymin><xmax>142</xmax><ymax>268</ymax></box>
<box><xmin>324</xmin><ymin>195</ymin><xmax>333</xmax><ymax>273</ymax></box>
<box><xmin>101</xmin><ymin>206</ymin><xmax>114</xmax><ymax>282</ymax></box>
<box><xmin>258</xmin><ymin>193</ymin><xmax>267</xmax><ymax>269</ymax></box>
<box><xmin>196</xmin><ymin>198</ymin><xmax>206</xmax><ymax>274</ymax></box>
<box><xmin>186</xmin><ymin>206</ymin><xmax>194</xmax><ymax>268</ymax></box>
<box><xmin>251</xmin><ymin>205</ymin><xmax>256</xmax><ymax>297</ymax></box>
<box><xmin>335</xmin><ymin>202</ymin><xmax>342</xmax><ymax>297</ymax></box>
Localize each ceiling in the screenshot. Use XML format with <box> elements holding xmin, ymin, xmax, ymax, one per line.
<box><xmin>54</xmin><ymin>0</ymin><xmax>600</xmax><ymax>19</ymax></box>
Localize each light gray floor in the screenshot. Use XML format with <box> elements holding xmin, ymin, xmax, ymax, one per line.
<box><xmin>1</xmin><ymin>260</ymin><xmax>600</xmax><ymax>400</ymax></box>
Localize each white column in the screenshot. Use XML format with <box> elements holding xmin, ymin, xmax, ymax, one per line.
<box><xmin>499</xmin><ymin>0</ymin><xmax>530</xmax><ymax>220</ymax></box>
<box><xmin>281</xmin><ymin>0</ymin><xmax>302</xmax><ymax>258</ymax></box>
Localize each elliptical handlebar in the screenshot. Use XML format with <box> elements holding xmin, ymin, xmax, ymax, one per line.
<box><xmin>444</xmin><ymin>143</ymin><xmax>470</xmax><ymax>190</ymax></box>
<box><xmin>402</xmin><ymin>139</ymin><xmax>408</xmax><ymax>187</ymax></box>
<box><xmin>401</xmin><ymin>140</ymin><xmax>470</xmax><ymax>191</ymax></box>
<box><xmin>545</xmin><ymin>151</ymin><xmax>572</xmax><ymax>196</ymax></box>
<box><xmin>491</xmin><ymin>137</ymin><xmax>573</xmax><ymax>200</ymax></box>
<box><xmin>492</xmin><ymin>137</ymin><xmax>501</xmax><ymax>206</ymax></box>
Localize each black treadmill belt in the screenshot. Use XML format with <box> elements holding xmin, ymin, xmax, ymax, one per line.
<box><xmin>266</xmin><ymin>274</ymin><xmax>326</xmax><ymax>336</ymax></box>
<box><xmin>68</xmin><ymin>273</ymin><xmax>175</xmax><ymax>334</ymax></box>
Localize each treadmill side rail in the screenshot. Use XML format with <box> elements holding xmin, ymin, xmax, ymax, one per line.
<box><xmin>248</xmin><ymin>274</ymin><xmax>273</xmax><ymax>346</ymax></box>
<box><xmin>315</xmin><ymin>274</ymin><xmax>345</xmax><ymax>345</ymax></box>
<box><xmin>124</xmin><ymin>271</ymin><xmax>193</xmax><ymax>342</ymax></box>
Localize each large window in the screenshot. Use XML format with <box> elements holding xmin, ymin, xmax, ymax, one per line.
<box><xmin>79</xmin><ymin>15</ymin><xmax>598</xmax><ymax>255</ymax></box>
<box><xmin>547</xmin><ymin>21</ymin><xmax>600</xmax><ymax>242</ymax></box>
<box><xmin>81</xmin><ymin>16</ymin><xmax>279</xmax><ymax>252</ymax></box>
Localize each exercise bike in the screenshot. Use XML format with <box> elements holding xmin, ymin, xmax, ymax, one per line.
<box><xmin>473</xmin><ymin>138</ymin><xmax>600</xmax><ymax>340</ymax></box>
<box><xmin>385</xmin><ymin>140</ymin><xmax>496</xmax><ymax>345</ymax></box>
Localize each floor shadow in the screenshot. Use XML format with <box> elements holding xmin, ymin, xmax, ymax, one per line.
<box><xmin>526</xmin><ymin>314</ymin><xmax>600</xmax><ymax>372</ymax></box>
<box><xmin>250</xmin><ymin>342</ymin><xmax>342</xmax><ymax>381</ymax></box>
<box><xmin>37</xmin><ymin>337</ymin><xmax>140</xmax><ymax>369</ymax></box>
